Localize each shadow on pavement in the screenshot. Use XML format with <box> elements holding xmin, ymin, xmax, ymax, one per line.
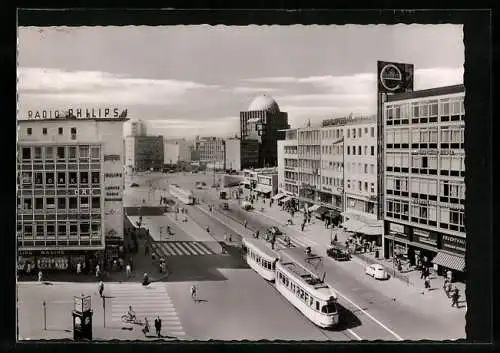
<box><xmin>333</xmin><ymin>303</ymin><xmax>362</xmax><ymax>331</ymax></box>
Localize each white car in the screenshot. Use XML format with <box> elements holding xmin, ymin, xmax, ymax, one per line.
<box><xmin>365</xmin><ymin>264</ymin><xmax>389</xmax><ymax>280</ymax></box>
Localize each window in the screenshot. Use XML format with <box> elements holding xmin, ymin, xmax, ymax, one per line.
<box><xmin>58</xmin><ymin>127</ymin><xmax>63</xmax><ymax>135</ymax></box>
<box><xmin>371</xmin><ymin>146</ymin><xmax>374</xmax><ymax>156</ymax></box>
<box><xmin>69</xmin><ymin>146</ymin><xmax>77</xmax><ymax>160</ymax></box>
<box><xmin>352</xmin><ymin>128</ymin><xmax>356</xmax><ymax>138</ymax></box>
<box><xmin>91</xmin><ymin>146</ymin><xmax>100</xmax><ymax>160</ymax></box>
<box><xmin>347</xmin><ymin>129</ymin><xmax>350</xmax><ymax>138</ymax></box>
<box><xmin>35</xmin><ymin>198</ymin><xmax>44</xmax><ymax>210</ymax></box>
<box><xmin>370</xmin><ymin>164</ymin><xmax>375</xmax><ymax>174</ymax></box>
<box><xmin>69</xmin><ymin>172</ymin><xmax>77</xmax><ymax>185</ymax></box>
<box><xmin>36</xmin><ymin>224</ymin><xmax>45</xmax><ymax>237</ymax></box>
<box><xmin>359</xmin><ymin>128</ymin><xmax>362</xmax><ymax>138</ymax></box>
<box><xmin>24</xmin><ymin>224</ymin><xmax>33</xmax><ymax>237</ymax></box>
<box><xmin>358</xmin><ymin>146</ymin><xmax>362</xmax><ymax>155</ymax></box>
<box><xmin>34</xmin><ymin>147</ymin><xmax>42</xmax><ymax>159</ymax></box>
<box><xmin>22</xmin><ymin>147</ymin><xmax>31</xmax><ymax>160</ymax></box>
<box><xmin>58</xmin><ymin>224</ymin><xmax>67</xmax><ymax>236</ymax></box>
<box><xmin>46</xmin><ymin>198</ymin><xmax>55</xmax><ymax>209</ymax></box>
<box><xmin>70</xmin><ymin>224</ymin><xmax>78</xmax><ymax>236</ymax></box>
<box><xmin>71</xmin><ymin>127</ymin><xmax>77</xmax><ymax>139</ymax></box>
<box><xmin>364</xmin><ymin>182</ymin><xmax>368</xmax><ymax>191</ymax></box>
<box><xmin>80</xmin><ymin>171</ymin><xmax>88</xmax><ymax>184</ymax></box>
<box><xmin>364</xmin><ymin>164</ymin><xmax>368</xmax><ymax>174</ymax></box>
<box><xmin>57</xmin><ymin>172</ymin><xmax>66</xmax><ymax>185</ymax></box>
<box><xmin>358</xmin><ymin>181</ymin><xmax>362</xmax><ymax>191</ymax></box>
<box><xmin>80</xmin><ymin>223</ymin><xmax>90</xmax><ymax>235</ymax></box>
<box><xmin>58</xmin><ymin>197</ymin><xmax>66</xmax><ymax>210</ymax></box>
<box><xmin>370</xmin><ymin>183</ymin><xmax>375</xmax><ymax>193</ymax></box>
<box><xmin>27</xmin><ymin>128</ymin><xmax>32</xmax><ymax>135</ymax></box>
<box><xmin>371</xmin><ymin>127</ymin><xmax>375</xmax><ymax>137</ymax></box>
<box><xmin>34</xmin><ymin>172</ymin><xmax>43</xmax><ymax>185</ymax></box>
<box><xmin>23</xmin><ymin>198</ymin><xmax>32</xmax><ymax>210</ymax></box>
<box><xmin>364</xmin><ymin>146</ymin><xmax>368</xmax><ymax>155</ymax></box>
<box><xmin>79</xmin><ymin>145</ymin><xmax>89</xmax><ymax>159</ymax></box>
<box><xmin>45</xmin><ymin>172</ymin><xmax>54</xmax><ymax>185</ymax></box>
<box><xmin>365</xmin><ymin>127</ymin><xmax>368</xmax><ymax>134</ymax></box>
<box><xmin>347</xmin><ymin>146</ymin><xmax>350</xmax><ymax>155</ymax></box>
<box><xmin>46</xmin><ymin>147</ymin><xmax>54</xmax><ymax>161</ymax></box>
<box><xmin>57</xmin><ymin>146</ymin><xmax>65</xmax><ymax>160</ymax></box>
<box><xmin>68</xmin><ymin>197</ymin><xmax>78</xmax><ymax>209</ymax></box>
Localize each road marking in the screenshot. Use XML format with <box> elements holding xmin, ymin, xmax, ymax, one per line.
<box><xmin>189</xmin><ymin>242</ymin><xmax>212</xmax><ymax>255</ymax></box>
<box><xmin>168</xmin><ymin>243</ymin><xmax>184</xmax><ymax>255</ymax></box>
<box><xmin>335</xmin><ymin>288</ymin><xmax>403</xmax><ymax>341</ymax></box>
<box><xmin>174</xmin><ymin>242</ymin><xmax>192</xmax><ymax>255</ymax></box>
<box><xmin>160</xmin><ymin>243</ymin><xmax>177</xmax><ymax>256</ymax></box>
<box><xmin>347</xmin><ymin>328</ymin><xmax>362</xmax><ymax>341</ymax></box>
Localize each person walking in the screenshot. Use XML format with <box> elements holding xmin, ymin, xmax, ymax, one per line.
<box><xmin>191</xmin><ymin>285</ymin><xmax>197</xmax><ymax>302</ymax></box>
<box><xmin>126</xmin><ymin>264</ymin><xmax>132</xmax><ymax>278</ymax></box>
<box><xmin>244</xmin><ymin>220</ymin><xmax>248</xmax><ymax>229</ymax></box>
<box><xmin>142</xmin><ymin>317</ymin><xmax>150</xmax><ymax>337</ymax></box>
<box><xmin>301</xmin><ymin>221</ymin><xmax>305</xmax><ymax>232</ymax></box>
<box><xmin>37</xmin><ymin>270</ymin><xmax>43</xmax><ymax>282</ymax></box>
<box><xmin>76</xmin><ymin>262</ymin><xmax>82</xmax><ymax>275</ymax></box>
<box><xmin>95</xmin><ymin>264</ymin><xmax>100</xmax><ymax>278</ymax></box>
<box><xmin>451</xmin><ymin>287</ymin><xmax>460</xmax><ymax>307</ymax></box>
<box><xmin>424</xmin><ymin>276</ymin><xmax>431</xmax><ymax>290</ymax></box>
<box><xmin>98</xmin><ymin>280</ymin><xmax>104</xmax><ymax>297</ymax></box>
<box><xmin>154</xmin><ymin>316</ymin><xmax>162</xmax><ymax>337</ymax></box>
<box><xmin>444</xmin><ymin>279</ymin><xmax>452</xmax><ymax>297</ymax></box>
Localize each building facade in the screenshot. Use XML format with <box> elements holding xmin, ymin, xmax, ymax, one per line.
<box><xmin>240</xmin><ymin>95</ymin><xmax>289</xmax><ymax>168</ymax></box>
<box><xmin>224</xmin><ymin>138</ymin><xmax>241</xmax><ymax>172</ymax></box>
<box><xmin>195</xmin><ymin>136</ymin><xmax>225</xmax><ymax>169</ymax></box>
<box><xmin>164</xmin><ymin>138</ymin><xmax>191</xmax><ymax>165</ymax></box>
<box><xmin>17</xmin><ymin>116</ymin><xmax>127</xmax><ymax>272</ymax></box>
<box><xmin>123</xmin><ymin>118</ymin><xmax>147</xmax><ymax>137</ymax></box>
<box><xmin>124</xmin><ymin>135</ymin><xmax>164</xmax><ymax>172</ymax></box>
<box><xmin>242</xmin><ymin>168</ymin><xmax>278</xmax><ymax>197</ymax></box>
<box><xmin>382</xmin><ymin>84</ymin><xmax>465</xmax><ymax>279</ymax></box>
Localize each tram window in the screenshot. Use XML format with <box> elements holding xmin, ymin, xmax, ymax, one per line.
<box><xmin>310</xmin><ymin>297</ymin><xmax>314</xmax><ymax>306</ymax></box>
<box><xmin>316</xmin><ymin>301</ymin><xmax>320</xmax><ymax>311</ymax></box>
<box><xmin>304</xmin><ymin>293</ymin><xmax>309</xmax><ymax>303</ymax></box>
<box><xmin>321</xmin><ymin>303</ymin><xmax>337</xmax><ymax>314</ymax></box>
<box><xmin>285</xmin><ymin>278</ymin><xmax>289</xmax><ymax>287</ymax></box>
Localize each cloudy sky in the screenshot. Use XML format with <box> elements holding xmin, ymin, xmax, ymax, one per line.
<box><xmin>18</xmin><ymin>25</ymin><xmax>464</xmax><ymax>138</ymax></box>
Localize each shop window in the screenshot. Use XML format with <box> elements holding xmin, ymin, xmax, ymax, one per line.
<box><xmin>68</xmin><ymin>197</ymin><xmax>78</xmax><ymax>209</ymax></box>
<box><xmin>58</xmin><ymin>197</ymin><xmax>66</xmax><ymax>210</ymax></box>
<box><xmin>22</xmin><ymin>147</ymin><xmax>31</xmax><ymax>160</ymax></box>
<box><xmin>35</xmin><ymin>198</ymin><xmax>43</xmax><ymax>210</ymax></box>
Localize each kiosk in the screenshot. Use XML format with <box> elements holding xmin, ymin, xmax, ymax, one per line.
<box><xmin>72</xmin><ymin>294</ymin><xmax>93</xmax><ymax>341</ymax></box>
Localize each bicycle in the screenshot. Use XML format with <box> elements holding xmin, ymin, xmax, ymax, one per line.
<box><xmin>121</xmin><ymin>314</ymin><xmax>142</xmax><ymax>325</ymax></box>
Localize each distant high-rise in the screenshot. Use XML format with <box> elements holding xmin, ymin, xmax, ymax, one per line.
<box><xmin>123</xmin><ymin>118</ymin><xmax>147</xmax><ymax>137</ymax></box>
<box><xmin>240</xmin><ymin>94</ymin><xmax>289</xmax><ymax>168</ymax></box>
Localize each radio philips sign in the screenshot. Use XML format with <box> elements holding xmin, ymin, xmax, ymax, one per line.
<box><xmin>377</xmin><ymin>61</ymin><xmax>414</xmax><ymax>94</ymax></box>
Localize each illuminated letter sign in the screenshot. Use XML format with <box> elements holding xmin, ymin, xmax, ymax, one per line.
<box><xmin>377</xmin><ymin>61</ymin><xmax>414</xmax><ymax>94</ymax></box>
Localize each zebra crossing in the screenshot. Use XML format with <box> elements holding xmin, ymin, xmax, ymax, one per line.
<box><xmin>151</xmin><ymin>241</ymin><xmax>215</xmax><ymax>257</ymax></box>
<box><xmin>108</xmin><ymin>282</ymin><xmax>186</xmax><ymax>338</ymax></box>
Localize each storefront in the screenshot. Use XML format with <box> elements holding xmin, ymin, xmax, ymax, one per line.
<box><xmin>384</xmin><ymin>222</ymin><xmax>411</xmax><ymax>259</ymax></box>
<box><xmin>17</xmin><ymin>249</ymin><xmax>104</xmax><ymax>273</ymax></box>
<box><xmin>254</xmin><ymin>184</ymin><xmax>273</xmax><ymax>198</ymax></box>
<box><xmin>342</xmin><ymin>210</ymin><xmax>383</xmax><ymax>246</ymax></box>
<box><xmin>432</xmin><ymin>234</ymin><xmax>466</xmax><ymax>282</ymax></box>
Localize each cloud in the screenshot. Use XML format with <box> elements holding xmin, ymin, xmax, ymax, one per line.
<box><xmin>147</xmin><ymin>116</ymin><xmax>239</xmax><ymax>138</ymax></box>
<box><xmin>231</xmin><ymin>86</ymin><xmax>279</xmax><ymax>94</ymax></box>
<box><xmin>18</xmin><ymin>67</ymin><xmax>219</xmax><ymax>106</ymax></box>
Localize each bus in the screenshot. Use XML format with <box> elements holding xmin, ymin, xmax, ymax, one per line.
<box><xmin>169</xmin><ymin>184</ymin><xmax>194</xmax><ymax>205</ymax></box>
<box><xmin>242</xmin><ymin>237</ymin><xmax>280</xmax><ymax>281</ymax></box>
<box><xmin>275</xmin><ymin>261</ymin><xmax>339</xmax><ymax>328</ymax></box>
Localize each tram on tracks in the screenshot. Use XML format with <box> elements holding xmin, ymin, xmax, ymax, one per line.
<box><xmin>242</xmin><ymin>237</ymin><xmax>280</xmax><ymax>281</ymax></box>
<box><xmin>169</xmin><ymin>184</ymin><xmax>194</xmax><ymax>205</ymax></box>
<box><xmin>242</xmin><ymin>237</ymin><xmax>339</xmax><ymax>328</ymax></box>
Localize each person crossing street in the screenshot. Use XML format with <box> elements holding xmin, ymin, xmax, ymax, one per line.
<box><xmin>154</xmin><ymin>316</ymin><xmax>162</xmax><ymax>337</ymax></box>
<box><xmin>98</xmin><ymin>280</ymin><xmax>104</xmax><ymax>297</ymax></box>
<box><xmin>190</xmin><ymin>285</ymin><xmax>197</xmax><ymax>302</ymax></box>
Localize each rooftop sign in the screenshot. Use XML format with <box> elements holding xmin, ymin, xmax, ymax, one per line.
<box><xmin>25</xmin><ymin>108</ymin><xmax>128</xmax><ymax>120</ymax></box>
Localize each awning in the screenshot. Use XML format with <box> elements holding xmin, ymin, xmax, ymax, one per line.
<box><xmin>254</xmin><ymin>185</ymin><xmax>272</xmax><ymax>194</ymax></box>
<box><xmin>272</xmin><ymin>193</ymin><xmax>286</xmax><ymax>200</ymax></box>
<box><xmin>342</xmin><ymin>219</ymin><xmax>365</xmax><ymax>232</ymax></box>
<box><xmin>308</xmin><ymin>204</ymin><xmax>320</xmax><ymax>212</ymax></box>
<box><xmin>432</xmin><ymin>252</ymin><xmax>465</xmax><ymax>272</ymax></box>
<box><xmin>358</xmin><ymin>225</ymin><xmax>383</xmax><ymax>236</ymax></box>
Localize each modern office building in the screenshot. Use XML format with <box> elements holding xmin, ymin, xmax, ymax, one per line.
<box><xmin>240</xmin><ymin>94</ymin><xmax>289</xmax><ymax>168</ymax></box>
<box><xmin>194</xmin><ymin>136</ymin><xmax>225</xmax><ymax>169</ymax></box>
<box><xmin>224</xmin><ymin>137</ymin><xmax>241</xmax><ymax>172</ymax></box>
<box><xmin>382</xmin><ymin>84</ymin><xmax>465</xmax><ymax>280</ymax></box>
<box><xmin>164</xmin><ymin>138</ymin><xmax>191</xmax><ymax>165</ymax></box>
<box><xmin>124</xmin><ymin>135</ymin><xmax>164</xmax><ymax>172</ymax></box>
<box><xmin>123</xmin><ymin>118</ymin><xmax>147</xmax><ymax>137</ymax></box>
<box><xmin>17</xmin><ymin>115</ymin><xmax>127</xmax><ymax>273</ymax></box>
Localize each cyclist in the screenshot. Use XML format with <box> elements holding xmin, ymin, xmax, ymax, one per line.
<box><xmin>127</xmin><ymin>305</ymin><xmax>136</xmax><ymax>321</ymax></box>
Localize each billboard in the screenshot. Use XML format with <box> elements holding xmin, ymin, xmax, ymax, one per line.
<box><xmin>377</xmin><ymin>61</ymin><xmax>414</xmax><ymax>94</ymax></box>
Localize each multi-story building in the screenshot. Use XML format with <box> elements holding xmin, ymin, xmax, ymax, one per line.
<box><xmin>240</xmin><ymin>94</ymin><xmax>289</xmax><ymax>168</ymax></box>
<box><xmin>224</xmin><ymin>137</ymin><xmax>241</xmax><ymax>172</ymax></box>
<box><xmin>17</xmin><ymin>115</ymin><xmax>126</xmax><ymax>273</ymax></box>
<box><xmin>195</xmin><ymin>136</ymin><xmax>225</xmax><ymax>169</ymax></box>
<box><xmin>382</xmin><ymin>84</ymin><xmax>465</xmax><ymax>280</ymax></box>
<box><xmin>123</xmin><ymin>118</ymin><xmax>147</xmax><ymax>137</ymax></box>
<box><xmin>164</xmin><ymin>138</ymin><xmax>191</xmax><ymax>165</ymax></box>
<box><xmin>124</xmin><ymin>135</ymin><xmax>164</xmax><ymax>172</ymax></box>
<box><xmin>242</xmin><ymin>168</ymin><xmax>278</xmax><ymax>197</ymax></box>
<box><xmin>280</xmin><ymin>129</ymin><xmax>299</xmax><ymax>196</ymax></box>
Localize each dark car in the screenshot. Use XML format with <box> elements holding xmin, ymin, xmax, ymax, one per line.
<box><xmin>267</xmin><ymin>226</ymin><xmax>282</xmax><ymax>236</ymax></box>
<box><xmin>221</xmin><ymin>202</ymin><xmax>229</xmax><ymax>210</ymax></box>
<box><xmin>130</xmin><ymin>183</ymin><xmax>139</xmax><ymax>187</ymax></box>
<box><xmin>326</xmin><ymin>246</ymin><xmax>351</xmax><ymax>261</ymax></box>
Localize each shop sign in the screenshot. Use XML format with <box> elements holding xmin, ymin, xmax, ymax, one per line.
<box><xmin>321</xmin><ymin>117</ymin><xmax>348</xmax><ymax>127</ymax></box>
<box><xmin>103</xmin><ymin>154</ymin><xmax>121</xmax><ymax>162</ymax></box>
<box><xmin>105</xmin><ymin>173</ymin><xmax>122</xmax><ymax>178</ymax></box>
<box><xmin>413</xmin><ymin>228</ymin><xmax>437</xmax><ymax>246</ymax></box>
<box><xmin>105</xmin><ymin>198</ymin><xmax>123</xmax><ymax>202</ymax></box>
<box><xmin>19</xmin><ymin>249</ymin><xmax>66</xmax><ymax>256</ymax></box>
<box><xmin>377</xmin><ymin>61</ymin><xmax>414</xmax><ymax>94</ymax></box>
<box><xmin>322</xmin><ymin>186</ymin><xmax>332</xmax><ymax>192</ymax></box>
<box><xmin>26</xmin><ymin>107</ymin><xmax>125</xmax><ymax>120</ymax></box>
<box><xmin>411</xmin><ymin>149</ymin><xmax>439</xmax><ymax>155</ymax></box>
<box><xmin>411</xmin><ymin>198</ymin><xmax>437</xmax><ymax>206</ymax></box>
<box><xmin>440</xmin><ymin>150</ymin><xmax>456</xmax><ymax>155</ymax></box>
<box><xmin>389</xmin><ymin>222</ymin><xmax>405</xmax><ymax>234</ymax></box>
<box><xmin>442</xmin><ymin>235</ymin><xmax>466</xmax><ymax>253</ymax></box>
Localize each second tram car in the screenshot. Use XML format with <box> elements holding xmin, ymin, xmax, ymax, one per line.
<box><xmin>242</xmin><ymin>237</ymin><xmax>280</xmax><ymax>281</ymax></box>
<box><xmin>168</xmin><ymin>184</ymin><xmax>194</xmax><ymax>205</ymax></box>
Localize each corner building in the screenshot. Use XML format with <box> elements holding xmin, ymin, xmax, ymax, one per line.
<box><xmin>382</xmin><ymin>84</ymin><xmax>465</xmax><ymax>280</ymax></box>
<box><xmin>17</xmin><ymin>116</ymin><xmax>127</xmax><ymax>273</ymax></box>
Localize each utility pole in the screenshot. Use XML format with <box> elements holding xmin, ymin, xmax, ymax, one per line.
<box><xmin>103</xmin><ymin>296</ymin><xmax>106</xmax><ymax>328</ymax></box>
<box><xmin>42</xmin><ymin>300</ymin><xmax>47</xmax><ymax>330</ymax></box>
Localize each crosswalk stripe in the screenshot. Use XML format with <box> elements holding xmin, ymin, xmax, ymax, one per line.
<box><xmin>176</xmin><ymin>242</ymin><xmax>196</xmax><ymax>255</ymax></box>
<box><xmin>189</xmin><ymin>242</ymin><xmax>212</xmax><ymax>255</ymax></box>
<box><xmin>159</xmin><ymin>243</ymin><xmax>177</xmax><ymax>256</ymax></box>
<box><xmin>167</xmin><ymin>243</ymin><xmax>184</xmax><ymax>255</ymax></box>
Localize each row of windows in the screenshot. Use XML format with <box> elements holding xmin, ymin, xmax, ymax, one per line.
<box><xmin>298</xmin><ymin>173</ymin><xmax>321</xmax><ymax>185</ymax></box>
<box><xmin>321</xmin><ymin>145</ymin><xmax>342</xmax><ymax>156</ymax></box>
<box><xmin>386</xmin><ymin>98</ymin><xmax>464</xmax><ymax>122</ymax></box>
<box><xmin>26</xmin><ymin>126</ymin><xmax>78</xmax><ymax>138</ymax></box>
<box><xmin>386</xmin><ymin>177</ymin><xmax>465</xmax><ymax>204</ymax></box>
<box><xmin>321</xmin><ymin>176</ymin><xmax>343</xmax><ymax>187</ymax></box>
<box><xmin>248</xmin><ymin>249</ymin><xmax>276</xmax><ymax>271</ymax></box>
<box><xmin>284</xmin><ymin>146</ymin><xmax>298</xmax><ymax>154</ymax></box>
<box><xmin>385</xmin><ymin>126</ymin><xmax>464</xmax><ymax>148</ymax></box>
<box><xmin>276</xmin><ymin>271</ymin><xmax>336</xmax><ymax>314</ymax></box>
<box><xmin>297</xmin><ymin>159</ymin><xmax>321</xmax><ymax>170</ymax></box>
<box><xmin>20</xmin><ymin>145</ymin><xmax>100</xmax><ymax>161</ymax></box>
<box><xmin>17</xmin><ymin>222</ymin><xmax>101</xmax><ymax>238</ymax></box>
<box><xmin>386</xmin><ymin>154</ymin><xmax>465</xmax><ymax>176</ymax></box>
<box><xmin>18</xmin><ymin>196</ymin><xmax>101</xmax><ymax>211</ymax></box>
<box><xmin>18</xmin><ymin>171</ymin><xmax>101</xmax><ymax>187</ymax></box>
<box><xmin>386</xmin><ymin>200</ymin><xmax>465</xmax><ymax>232</ymax></box>
<box><xmin>321</xmin><ymin>160</ymin><xmax>343</xmax><ymax>171</ymax></box>
<box><xmin>346</xmin><ymin>126</ymin><xmax>375</xmax><ymax>139</ymax></box>
<box><xmin>321</xmin><ymin>129</ymin><xmax>343</xmax><ymax>140</ymax></box>
<box><xmin>298</xmin><ymin>130</ymin><xmax>321</xmax><ymax>144</ymax></box>
<box><xmin>346</xmin><ymin>145</ymin><xmax>375</xmax><ymax>156</ymax></box>
<box><xmin>347</xmin><ymin>179</ymin><xmax>375</xmax><ymax>193</ymax></box>
<box><xmin>284</xmin><ymin>183</ymin><xmax>299</xmax><ymax>195</ymax></box>
<box><xmin>298</xmin><ymin>146</ymin><xmax>321</xmax><ymax>155</ymax></box>
<box><xmin>346</xmin><ymin>162</ymin><xmax>376</xmax><ymax>175</ymax></box>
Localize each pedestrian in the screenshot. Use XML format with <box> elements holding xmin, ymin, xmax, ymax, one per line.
<box><xmin>142</xmin><ymin>317</ymin><xmax>150</xmax><ymax>337</ymax></box>
<box><xmin>244</xmin><ymin>220</ymin><xmax>247</xmax><ymax>229</ymax></box>
<box><xmin>420</xmin><ymin>267</ymin><xmax>426</xmax><ymax>279</ymax></box>
<box><xmin>424</xmin><ymin>276</ymin><xmax>431</xmax><ymax>290</ymax></box>
<box><xmin>446</xmin><ymin>269</ymin><xmax>453</xmax><ymax>283</ymax></box>
<box><xmin>444</xmin><ymin>279</ymin><xmax>452</xmax><ymax>297</ymax></box>
<box><xmin>126</xmin><ymin>264</ymin><xmax>132</xmax><ymax>278</ymax></box>
<box><xmin>37</xmin><ymin>270</ymin><xmax>43</xmax><ymax>282</ymax></box>
<box><xmin>191</xmin><ymin>285</ymin><xmax>197</xmax><ymax>302</ymax></box>
<box><xmin>95</xmin><ymin>264</ymin><xmax>100</xmax><ymax>278</ymax></box>
<box><xmin>301</xmin><ymin>222</ymin><xmax>305</xmax><ymax>232</ymax></box>
<box><xmin>451</xmin><ymin>287</ymin><xmax>460</xmax><ymax>307</ymax></box>
<box><xmin>98</xmin><ymin>280</ymin><xmax>104</xmax><ymax>297</ymax></box>
<box><xmin>154</xmin><ymin>316</ymin><xmax>162</xmax><ymax>337</ymax></box>
<box><xmin>76</xmin><ymin>262</ymin><xmax>81</xmax><ymax>275</ymax></box>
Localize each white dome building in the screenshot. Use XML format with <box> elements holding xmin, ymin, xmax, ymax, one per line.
<box><xmin>247</xmin><ymin>94</ymin><xmax>281</xmax><ymax>114</ymax></box>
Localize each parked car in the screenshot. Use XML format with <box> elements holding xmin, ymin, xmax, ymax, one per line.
<box><xmin>365</xmin><ymin>264</ymin><xmax>389</xmax><ymax>280</ymax></box>
<box><xmin>326</xmin><ymin>246</ymin><xmax>351</xmax><ymax>261</ymax></box>
<box><xmin>130</xmin><ymin>183</ymin><xmax>139</xmax><ymax>187</ymax></box>
<box><xmin>267</xmin><ymin>226</ymin><xmax>282</xmax><ymax>236</ymax></box>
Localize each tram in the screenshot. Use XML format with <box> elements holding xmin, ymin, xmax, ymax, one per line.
<box><xmin>275</xmin><ymin>261</ymin><xmax>339</xmax><ymax>328</ymax></box>
<box><xmin>169</xmin><ymin>184</ymin><xmax>194</xmax><ymax>205</ymax></box>
<box><xmin>242</xmin><ymin>237</ymin><xmax>280</xmax><ymax>281</ymax></box>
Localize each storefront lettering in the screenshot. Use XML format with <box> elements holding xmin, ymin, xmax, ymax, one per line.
<box><xmin>104</xmin><ymin>173</ymin><xmax>122</xmax><ymax>178</ymax></box>
<box><xmin>105</xmin><ymin>198</ymin><xmax>123</xmax><ymax>202</ymax></box>
<box><xmin>442</xmin><ymin>235</ymin><xmax>466</xmax><ymax>252</ymax></box>
<box><xmin>106</xmin><ymin>192</ymin><xmax>120</xmax><ymax>197</ymax></box>
<box><xmin>103</xmin><ymin>154</ymin><xmax>121</xmax><ymax>162</ymax></box>
<box><xmin>411</xmin><ymin>149</ymin><xmax>439</xmax><ymax>155</ymax></box>
<box><xmin>389</xmin><ymin>222</ymin><xmax>405</xmax><ymax>234</ymax></box>
<box><xmin>105</xmin><ymin>186</ymin><xmax>120</xmax><ymax>190</ymax></box>
<box><xmin>27</xmin><ymin>108</ymin><xmax>122</xmax><ymax>120</ymax></box>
